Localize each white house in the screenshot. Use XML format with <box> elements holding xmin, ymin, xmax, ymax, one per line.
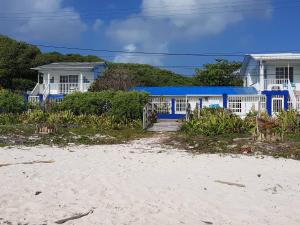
<box><xmin>28</xmin><ymin>62</ymin><xmax>107</xmax><ymax>103</ymax></box>
<box><xmin>240</xmin><ymin>53</ymin><xmax>300</xmax><ymax>115</ymax></box>
<box><xmin>134</xmin><ymin>53</ymin><xmax>300</xmax><ymax>119</ymax></box>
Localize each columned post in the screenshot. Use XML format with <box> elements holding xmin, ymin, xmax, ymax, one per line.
<box><xmin>47</xmin><ymin>73</ymin><xmax>50</xmax><ymax>94</ymax></box>
<box><xmin>80</xmin><ymin>73</ymin><xmax>83</xmax><ymax>92</ymax></box>
<box><xmin>284</xmin><ymin>92</ymin><xmax>289</xmax><ymax>111</ymax></box>
<box><xmin>171</xmin><ymin>98</ymin><xmax>175</xmax><ymax>115</ymax></box>
<box><xmin>259</xmin><ymin>60</ymin><xmax>265</xmax><ymax>92</ymax></box>
<box><xmin>223</xmin><ymin>94</ymin><xmax>228</xmax><ymax>109</ymax></box>
<box><xmin>266</xmin><ymin>94</ymin><xmax>272</xmax><ymax>116</ymax></box>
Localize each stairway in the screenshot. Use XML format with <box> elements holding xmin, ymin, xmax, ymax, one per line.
<box><xmin>147</xmin><ymin>119</ymin><xmax>182</xmax><ymax>132</ymax></box>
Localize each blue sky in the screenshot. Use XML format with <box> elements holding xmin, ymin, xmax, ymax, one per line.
<box><xmin>1</xmin><ymin>0</ymin><xmax>300</xmax><ymax>75</ymax></box>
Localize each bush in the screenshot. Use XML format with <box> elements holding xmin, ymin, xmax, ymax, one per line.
<box><xmin>0</xmin><ymin>90</ymin><xmax>27</xmax><ymax>113</ymax></box>
<box><xmin>110</xmin><ymin>91</ymin><xmax>149</xmax><ymax>122</ymax></box>
<box><xmin>0</xmin><ymin>113</ymin><xmax>20</xmax><ymax>125</ymax></box>
<box><xmin>181</xmin><ymin>108</ymin><xmax>254</xmax><ymax>136</ymax></box>
<box><xmin>59</xmin><ymin>91</ymin><xmax>148</xmax><ymax>122</ymax></box>
<box><xmin>60</xmin><ymin>91</ymin><xmax>115</xmax><ymax>115</ymax></box>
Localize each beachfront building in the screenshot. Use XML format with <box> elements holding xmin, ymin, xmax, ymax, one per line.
<box><xmin>27</xmin><ymin>62</ymin><xmax>107</xmax><ymax>103</ymax></box>
<box><xmin>134</xmin><ymin>53</ymin><xmax>300</xmax><ymax>119</ymax></box>
<box><xmin>134</xmin><ymin>86</ymin><xmax>263</xmax><ymax>119</ymax></box>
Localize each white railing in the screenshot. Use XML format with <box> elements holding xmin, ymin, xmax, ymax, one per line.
<box><xmin>30</xmin><ymin>83</ymin><xmax>40</xmax><ymax>96</ymax></box>
<box><xmin>57</xmin><ymin>83</ymin><xmax>80</xmax><ymax>94</ymax></box>
<box><xmin>28</xmin><ymin>96</ymin><xmax>40</xmax><ymax>104</ymax></box>
<box><xmin>43</xmin><ymin>84</ymin><xmax>50</xmax><ymax>101</ymax></box>
<box><xmin>287</xmin><ymin>80</ymin><xmax>297</xmax><ymax>110</ymax></box>
<box><xmin>264</xmin><ymin>79</ymin><xmax>289</xmax><ymax>91</ymax></box>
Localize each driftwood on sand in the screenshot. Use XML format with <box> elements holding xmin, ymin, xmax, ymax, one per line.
<box><xmin>55</xmin><ymin>209</ymin><xmax>94</xmax><ymax>224</ymax></box>
<box><xmin>214</xmin><ymin>180</ymin><xmax>246</xmax><ymax>188</ymax></box>
<box><xmin>0</xmin><ymin>160</ymin><xmax>54</xmax><ymax>168</ymax></box>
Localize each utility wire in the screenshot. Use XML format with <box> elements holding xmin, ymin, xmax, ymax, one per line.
<box><xmin>0</xmin><ymin>0</ymin><xmax>279</xmax><ymax>15</ymax></box>
<box><xmin>0</xmin><ymin>1</ymin><xmax>298</xmax><ymax>21</ymax></box>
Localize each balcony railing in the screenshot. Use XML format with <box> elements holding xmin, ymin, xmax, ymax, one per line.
<box><xmin>264</xmin><ymin>79</ymin><xmax>289</xmax><ymax>91</ymax></box>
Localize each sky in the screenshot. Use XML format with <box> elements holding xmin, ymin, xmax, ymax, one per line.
<box><xmin>0</xmin><ymin>0</ymin><xmax>300</xmax><ymax>75</ymax></box>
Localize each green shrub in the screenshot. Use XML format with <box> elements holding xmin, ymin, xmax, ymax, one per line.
<box><xmin>22</xmin><ymin>110</ymin><xmax>48</xmax><ymax>124</ymax></box>
<box><xmin>59</xmin><ymin>91</ymin><xmax>148</xmax><ymax>123</ymax></box>
<box><xmin>110</xmin><ymin>91</ymin><xmax>149</xmax><ymax>122</ymax></box>
<box><xmin>181</xmin><ymin>108</ymin><xmax>254</xmax><ymax>136</ymax></box>
<box><xmin>0</xmin><ymin>113</ymin><xmax>20</xmax><ymax>125</ymax></box>
<box><xmin>276</xmin><ymin>110</ymin><xmax>300</xmax><ymax>136</ymax></box>
<box><xmin>60</xmin><ymin>91</ymin><xmax>115</xmax><ymax>115</ymax></box>
<box><xmin>47</xmin><ymin>111</ymin><xmax>76</xmax><ymax>128</ymax></box>
<box><xmin>0</xmin><ymin>90</ymin><xmax>27</xmax><ymax>113</ymax></box>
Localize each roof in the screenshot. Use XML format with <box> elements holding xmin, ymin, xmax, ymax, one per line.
<box><xmin>132</xmin><ymin>86</ymin><xmax>258</xmax><ymax>96</ymax></box>
<box><xmin>248</xmin><ymin>53</ymin><xmax>300</xmax><ymax>61</ymax></box>
<box><xmin>31</xmin><ymin>62</ymin><xmax>106</xmax><ymax>71</ymax></box>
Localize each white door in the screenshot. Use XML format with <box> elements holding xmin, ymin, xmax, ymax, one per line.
<box><xmin>272</xmin><ymin>96</ymin><xmax>284</xmax><ymax>114</ymax></box>
<box><xmin>175</xmin><ymin>98</ymin><xmax>187</xmax><ymax>114</ymax></box>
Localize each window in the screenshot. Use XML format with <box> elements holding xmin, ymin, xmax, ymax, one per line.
<box><xmin>276</xmin><ymin>67</ymin><xmax>293</xmax><ymax>82</ymax></box>
<box><xmin>151</xmin><ymin>97</ymin><xmax>171</xmax><ymax>114</ymax></box>
<box><xmin>60</xmin><ymin>75</ymin><xmax>79</xmax><ymax>83</ymax></box>
<box><xmin>228</xmin><ymin>98</ymin><xmax>242</xmax><ymax>113</ymax></box>
<box><xmin>83</xmin><ymin>76</ymin><xmax>90</xmax><ymax>83</ymax></box>
<box><xmin>50</xmin><ymin>77</ymin><xmax>54</xmax><ymax>83</ymax></box>
<box><xmin>175</xmin><ymin>98</ymin><xmax>187</xmax><ymax>114</ymax></box>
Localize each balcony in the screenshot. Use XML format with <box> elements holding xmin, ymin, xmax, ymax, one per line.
<box><xmin>264</xmin><ymin>79</ymin><xmax>295</xmax><ymax>91</ymax></box>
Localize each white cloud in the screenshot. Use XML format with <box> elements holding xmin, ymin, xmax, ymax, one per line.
<box><xmin>114</xmin><ymin>43</ymin><xmax>166</xmax><ymax>65</ymax></box>
<box><xmin>93</xmin><ymin>19</ymin><xmax>104</xmax><ymax>32</ymax></box>
<box><xmin>0</xmin><ymin>0</ymin><xmax>87</xmax><ymax>43</ymax></box>
<box><xmin>107</xmin><ymin>0</ymin><xmax>272</xmax><ymax>64</ymax></box>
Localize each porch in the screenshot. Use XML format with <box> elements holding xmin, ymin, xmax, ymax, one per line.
<box><xmin>28</xmin><ymin>82</ymin><xmax>92</xmax><ymax>103</ymax></box>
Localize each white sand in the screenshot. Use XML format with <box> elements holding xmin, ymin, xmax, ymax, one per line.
<box><xmin>0</xmin><ymin>136</ymin><xmax>300</xmax><ymax>225</ymax></box>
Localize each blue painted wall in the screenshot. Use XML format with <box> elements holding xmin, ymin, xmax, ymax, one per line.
<box><xmin>262</xmin><ymin>90</ymin><xmax>289</xmax><ymax>116</ymax></box>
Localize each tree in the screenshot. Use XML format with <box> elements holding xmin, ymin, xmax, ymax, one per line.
<box><xmin>194</xmin><ymin>59</ymin><xmax>243</xmax><ymax>86</ymax></box>
<box><xmin>0</xmin><ymin>35</ymin><xmax>41</xmax><ymax>88</ymax></box>
<box><xmin>91</xmin><ymin>63</ymin><xmax>195</xmax><ymax>91</ymax></box>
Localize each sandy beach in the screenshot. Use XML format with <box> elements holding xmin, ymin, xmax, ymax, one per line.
<box><xmin>0</xmin><ymin>136</ymin><xmax>300</xmax><ymax>225</ymax></box>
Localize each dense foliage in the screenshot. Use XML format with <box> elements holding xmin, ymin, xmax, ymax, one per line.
<box><xmin>90</xmin><ymin>63</ymin><xmax>196</xmax><ymax>91</ymax></box>
<box><xmin>0</xmin><ymin>35</ymin><xmax>104</xmax><ymax>90</ymax></box>
<box><xmin>59</xmin><ymin>91</ymin><xmax>149</xmax><ymax>122</ymax></box>
<box><xmin>0</xmin><ymin>89</ymin><xmax>27</xmax><ymax>113</ymax></box>
<box><xmin>181</xmin><ymin>108</ymin><xmax>253</xmax><ymax>136</ymax></box>
<box><xmin>194</xmin><ymin>59</ymin><xmax>243</xmax><ymax>86</ymax></box>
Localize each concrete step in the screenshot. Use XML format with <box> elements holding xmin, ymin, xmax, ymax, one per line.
<box><xmin>148</xmin><ymin>120</ymin><xmax>182</xmax><ymax>132</ymax></box>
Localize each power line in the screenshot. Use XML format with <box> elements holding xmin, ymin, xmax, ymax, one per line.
<box><xmin>34</xmin><ymin>44</ymin><xmax>245</xmax><ymax>57</ymax></box>
<box><xmin>0</xmin><ymin>1</ymin><xmax>299</xmax><ymax>21</ymax></box>
<box><xmin>0</xmin><ymin>0</ymin><xmax>279</xmax><ymax>15</ymax></box>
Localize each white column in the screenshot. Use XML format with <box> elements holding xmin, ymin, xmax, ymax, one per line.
<box><xmin>259</xmin><ymin>60</ymin><xmax>264</xmax><ymax>91</ymax></box>
<box><xmin>80</xmin><ymin>73</ymin><xmax>83</xmax><ymax>92</ymax></box>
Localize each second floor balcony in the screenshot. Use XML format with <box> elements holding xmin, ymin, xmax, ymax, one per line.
<box><xmin>264</xmin><ymin>79</ymin><xmax>296</xmax><ymax>91</ymax></box>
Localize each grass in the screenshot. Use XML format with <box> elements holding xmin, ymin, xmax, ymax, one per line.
<box><xmin>0</xmin><ymin>124</ymin><xmax>151</xmax><ymax>147</ymax></box>
<box><xmin>165</xmin><ymin>132</ymin><xmax>300</xmax><ymax>160</ymax></box>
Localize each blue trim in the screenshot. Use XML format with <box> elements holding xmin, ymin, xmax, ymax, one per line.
<box><xmin>199</xmin><ymin>98</ymin><xmax>203</xmax><ymax>109</ymax></box>
<box><xmin>223</xmin><ymin>94</ymin><xmax>228</xmax><ymax>109</ymax></box>
<box><xmin>284</xmin><ymin>93</ymin><xmax>289</xmax><ymax>111</ymax></box>
<box><xmin>266</xmin><ymin>94</ymin><xmax>272</xmax><ymax>116</ymax></box>
<box><xmin>132</xmin><ymin>86</ymin><xmax>258</xmax><ymax>96</ymax></box>
<box><xmin>157</xmin><ymin>114</ymin><xmax>185</xmax><ymax>119</ymax></box>
<box><xmin>262</xmin><ymin>90</ymin><xmax>289</xmax><ymax>116</ymax></box>
<box><xmin>171</xmin><ymin>98</ymin><xmax>175</xmax><ymax>114</ymax></box>
<box><xmin>48</xmin><ymin>94</ymin><xmax>65</xmax><ymax>99</ymax></box>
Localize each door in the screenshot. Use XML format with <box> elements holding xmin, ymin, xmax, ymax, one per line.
<box><xmin>59</xmin><ymin>75</ymin><xmax>79</xmax><ymax>94</ymax></box>
<box><xmin>272</xmin><ymin>96</ymin><xmax>284</xmax><ymax>114</ymax></box>
<box><xmin>175</xmin><ymin>98</ymin><xmax>187</xmax><ymax>114</ymax></box>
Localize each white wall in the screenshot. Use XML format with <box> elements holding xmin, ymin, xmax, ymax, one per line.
<box><xmin>40</xmin><ymin>70</ymin><xmax>95</xmax><ymax>94</ymax></box>
<box><xmin>244</xmin><ymin>59</ymin><xmax>300</xmax><ymax>93</ymax></box>
<box><xmin>244</xmin><ymin>58</ymin><xmax>260</xmax><ymax>90</ymax></box>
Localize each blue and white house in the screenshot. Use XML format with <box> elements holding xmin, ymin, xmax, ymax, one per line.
<box><xmin>28</xmin><ymin>62</ymin><xmax>107</xmax><ymax>103</ymax></box>
<box><xmin>134</xmin><ymin>53</ymin><xmax>300</xmax><ymax>119</ymax></box>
